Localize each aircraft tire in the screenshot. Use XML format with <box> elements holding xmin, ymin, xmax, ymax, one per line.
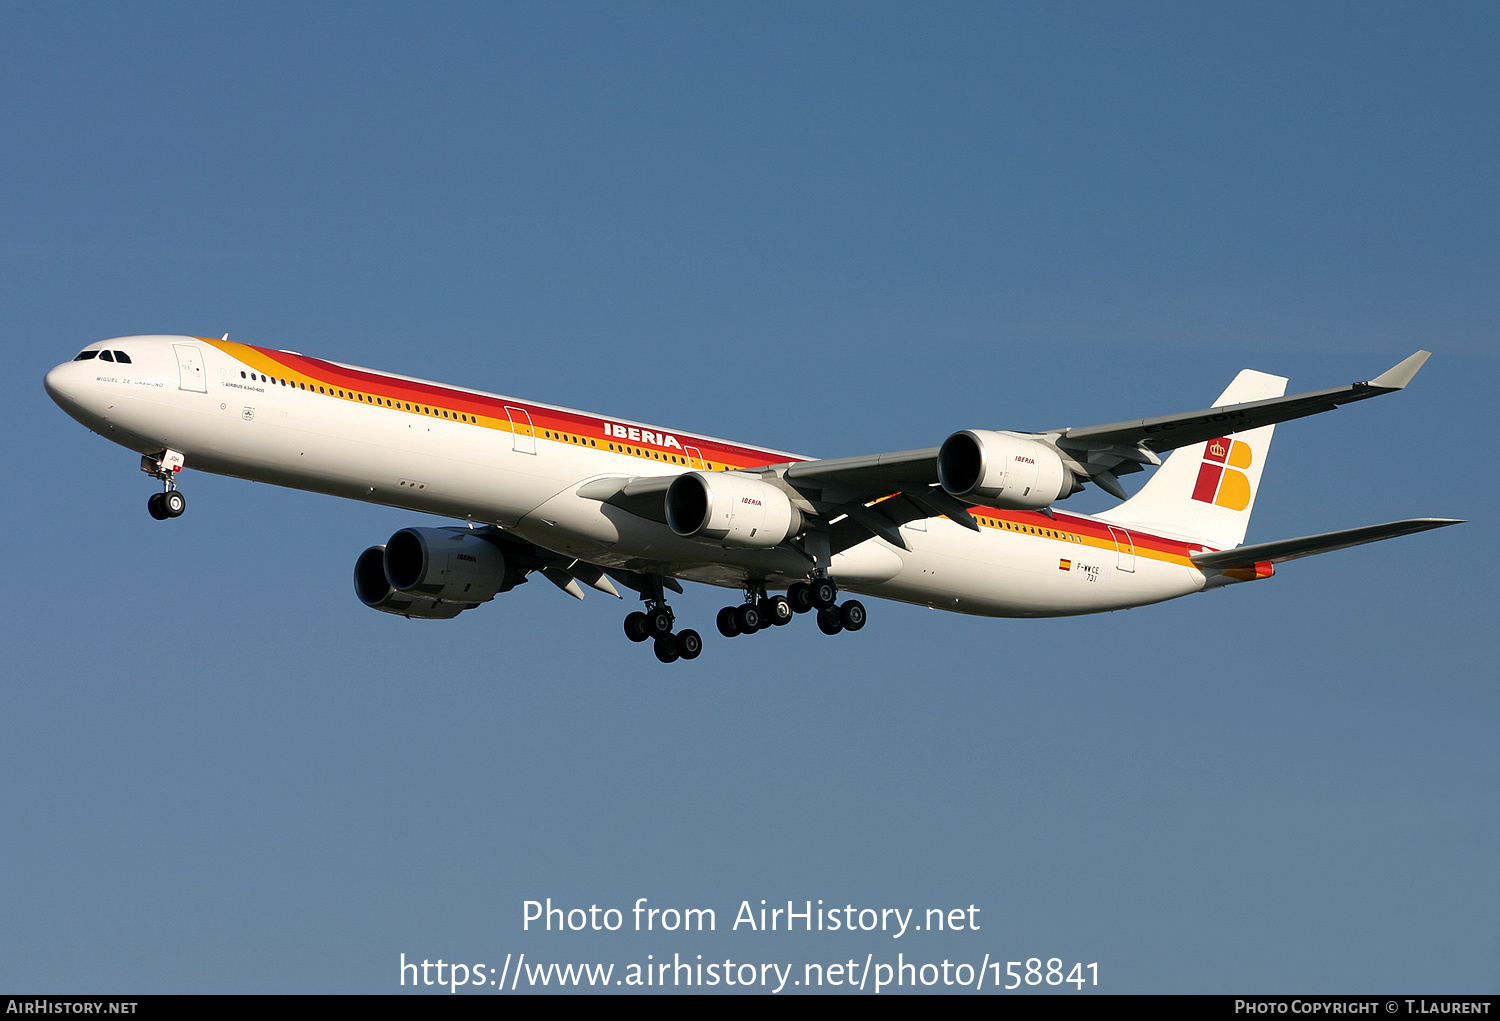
<box><xmin>163</xmin><ymin>490</ymin><xmax>186</xmax><ymax>517</ymax></box>
<box><xmin>765</xmin><ymin>596</ymin><xmax>793</xmax><ymax>626</ymax></box>
<box><xmin>839</xmin><ymin>599</ymin><xmax>867</xmax><ymax>631</ymax></box>
<box><xmin>788</xmin><ymin>582</ymin><xmax>815</xmax><ymax>613</ymax></box>
<box><xmin>735</xmin><ymin>604</ymin><xmax>762</xmax><ymax>633</ymax></box>
<box><xmin>816</xmin><ymin>607</ymin><xmax>844</xmax><ymax>635</ymax></box>
<box><xmin>624</xmin><ymin>611</ymin><xmax>650</xmax><ymax>642</ymax></box>
<box><xmin>677</xmin><ymin>629</ymin><xmax>702</xmax><ymax>660</ymax></box>
<box><xmin>653</xmin><ymin>635</ymin><xmax>680</xmax><ymax>663</ymax></box>
<box><xmin>716</xmin><ymin>607</ymin><xmax>741</xmax><ymax>638</ymax></box>
<box><xmin>147</xmin><ymin>493</ymin><xmax>169</xmax><ymax>520</ymax></box>
<box><xmin>645</xmin><ymin>607</ymin><xmax>675</xmax><ymax>638</ymax></box>
<box><xmin>811</xmin><ymin>578</ymin><xmax>838</xmax><ymax>609</ymax></box>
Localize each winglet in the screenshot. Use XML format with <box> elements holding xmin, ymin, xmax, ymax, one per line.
<box><xmin>1369</xmin><ymin>350</ymin><xmax>1431</xmax><ymax>390</ymax></box>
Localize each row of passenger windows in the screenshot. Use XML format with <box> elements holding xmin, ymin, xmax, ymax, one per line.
<box><xmin>977</xmin><ymin>517</ymin><xmax>1081</xmax><ymax>542</ymax></box>
<box><xmin>237</xmin><ymin>370</ymin><xmax>478</xmax><ymax>422</ymax></box>
<box><xmin>543</xmin><ymin>428</ymin><xmax>720</xmax><ymax>470</ymax></box>
<box><xmin>607</xmin><ymin>442</ymin><xmax>714</xmax><ymax>469</ymax></box>
<box><xmin>73</xmin><ymin>349</ymin><xmax>132</xmax><ymax>363</ymax></box>
<box><xmin>234</xmin><ymin>365</ymin><xmax>723</xmax><ymax>465</ymax></box>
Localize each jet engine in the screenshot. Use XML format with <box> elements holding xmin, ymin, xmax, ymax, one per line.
<box><xmin>665</xmin><ymin>471</ymin><xmax>804</xmax><ymax>548</ymax></box>
<box><xmin>354</xmin><ymin>526</ymin><xmax>519</xmax><ymax>618</ymax></box>
<box><xmin>936</xmin><ymin>430</ymin><xmax>1081</xmax><ymax>510</ymax></box>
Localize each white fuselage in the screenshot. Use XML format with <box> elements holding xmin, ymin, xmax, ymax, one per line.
<box><xmin>45</xmin><ymin>335</ymin><xmax>1227</xmax><ymax>618</ymax></box>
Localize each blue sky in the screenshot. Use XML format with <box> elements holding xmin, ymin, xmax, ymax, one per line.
<box><xmin>3</xmin><ymin>1</ymin><xmax>1495</xmax><ymax>993</ymax></box>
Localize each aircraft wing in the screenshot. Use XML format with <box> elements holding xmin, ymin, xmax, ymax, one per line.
<box><xmin>1190</xmin><ymin>517</ymin><xmax>1462</xmax><ymax>569</ymax></box>
<box><xmin>574</xmin><ymin>351</ymin><xmax>1437</xmax><ymax>555</ymax></box>
<box><xmin>1056</xmin><ymin>350</ymin><xmax>1431</xmax><ymax>456</ymax></box>
<box><xmin>769</xmin><ymin>349</ymin><xmax>1432</xmax><ymax>509</ymax></box>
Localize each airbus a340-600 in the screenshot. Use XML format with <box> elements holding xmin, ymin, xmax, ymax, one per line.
<box><xmin>45</xmin><ymin>336</ymin><xmax>1458</xmax><ymax>663</ymax></box>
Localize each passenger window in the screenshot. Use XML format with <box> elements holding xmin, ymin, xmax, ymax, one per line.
<box><xmin>113</xmin><ymin>351</ymin><xmax>131</xmax><ymax>363</ymax></box>
<box><xmin>99</xmin><ymin>350</ymin><xmax>115</xmax><ymax>362</ymax></box>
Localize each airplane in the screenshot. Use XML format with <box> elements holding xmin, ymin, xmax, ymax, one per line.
<box><xmin>44</xmin><ymin>336</ymin><xmax>1460</xmax><ymax>663</ymax></box>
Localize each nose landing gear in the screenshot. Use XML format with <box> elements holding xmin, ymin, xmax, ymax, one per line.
<box><xmin>142</xmin><ymin>450</ymin><xmax>187</xmax><ymax>520</ymax></box>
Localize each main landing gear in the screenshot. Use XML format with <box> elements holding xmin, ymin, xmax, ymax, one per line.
<box><xmin>142</xmin><ymin>450</ymin><xmax>187</xmax><ymax>520</ymax></box>
<box><xmin>622</xmin><ymin>578</ymin><xmax>701</xmax><ymax>664</ymax></box>
<box><xmin>716</xmin><ymin>578</ymin><xmax>866</xmax><ymax>639</ymax></box>
<box><xmin>714</xmin><ymin>580</ymin><xmax>793</xmax><ymax>638</ymax></box>
<box><xmin>622</xmin><ymin>574</ymin><xmax>867</xmax><ymax>664</ymax></box>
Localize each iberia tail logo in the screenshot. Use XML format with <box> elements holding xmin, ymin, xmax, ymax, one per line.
<box><xmin>1191</xmin><ymin>437</ymin><xmax>1253</xmax><ymax>510</ymax></box>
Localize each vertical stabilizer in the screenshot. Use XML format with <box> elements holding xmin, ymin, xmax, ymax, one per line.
<box><xmin>1095</xmin><ymin>369</ymin><xmax>1287</xmax><ymax>549</ymax></box>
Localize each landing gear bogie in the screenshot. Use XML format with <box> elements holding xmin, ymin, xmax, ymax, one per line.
<box><xmin>806</xmin><ymin>581</ymin><xmax>866</xmax><ymax>636</ymax></box>
<box><xmin>624</xmin><ymin>577</ymin><xmax>700</xmax><ymax>664</ymax></box>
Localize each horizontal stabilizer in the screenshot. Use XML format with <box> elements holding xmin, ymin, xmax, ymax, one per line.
<box><xmin>1191</xmin><ymin>517</ymin><xmax>1463</xmax><ymax>570</ymax></box>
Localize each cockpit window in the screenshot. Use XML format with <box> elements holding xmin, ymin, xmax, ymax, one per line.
<box><xmin>99</xmin><ymin>350</ymin><xmax>115</xmax><ymax>362</ymax></box>
<box><xmin>73</xmin><ymin>350</ymin><xmax>98</xmax><ymax>361</ymax></box>
<box><xmin>113</xmin><ymin>351</ymin><xmax>132</xmax><ymax>363</ymax></box>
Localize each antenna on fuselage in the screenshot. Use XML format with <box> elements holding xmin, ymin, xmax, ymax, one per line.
<box><xmin>221</xmin><ymin>333</ymin><xmax>229</xmax><ymax>341</ymax></box>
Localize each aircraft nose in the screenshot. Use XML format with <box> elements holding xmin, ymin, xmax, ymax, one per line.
<box><xmin>43</xmin><ymin>360</ymin><xmax>80</xmax><ymax>406</ymax></box>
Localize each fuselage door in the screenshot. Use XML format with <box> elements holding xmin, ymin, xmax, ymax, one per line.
<box><xmin>505</xmin><ymin>406</ymin><xmax>536</xmax><ymax>454</ymax></box>
<box><xmin>684</xmin><ymin>445</ymin><xmax>706</xmax><ymax>470</ymax></box>
<box><xmin>173</xmin><ymin>344</ymin><xmax>207</xmax><ymax>393</ymax></box>
<box><xmin>1107</xmin><ymin>525</ymin><xmax>1137</xmax><ymax>573</ymax></box>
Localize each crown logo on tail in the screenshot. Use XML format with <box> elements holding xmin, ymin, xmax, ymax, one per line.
<box><xmin>1191</xmin><ymin>437</ymin><xmax>1253</xmax><ymax>510</ymax></box>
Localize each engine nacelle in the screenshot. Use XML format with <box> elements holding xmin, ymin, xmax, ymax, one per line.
<box><xmin>353</xmin><ymin>545</ymin><xmax>468</xmax><ymax>619</ymax></box>
<box><xmin>354</xmin><ymin>527</ymin><xmax>517</xmax><ymax>618</ymax></box>
<box><xmin>937</xmin><ymin>430</ymin><xmax>1079</xmax><ymax>509</ymax></box>
<box><xmin>665</xmin><ymin>471</ymin><xmax>804</xmax><ymax>548</ymax></box>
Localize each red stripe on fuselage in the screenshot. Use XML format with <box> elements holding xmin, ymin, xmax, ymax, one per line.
<box><xmin>210</xmin><ymin>339</ymin><xmax>1214</xmax><ymax>562</ymax></box>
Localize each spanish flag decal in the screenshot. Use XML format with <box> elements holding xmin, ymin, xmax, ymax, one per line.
<box><xmin>1059</xmin><ymin>559</ymin><xmax>1072</xmax><ymax>571</ymax></box>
